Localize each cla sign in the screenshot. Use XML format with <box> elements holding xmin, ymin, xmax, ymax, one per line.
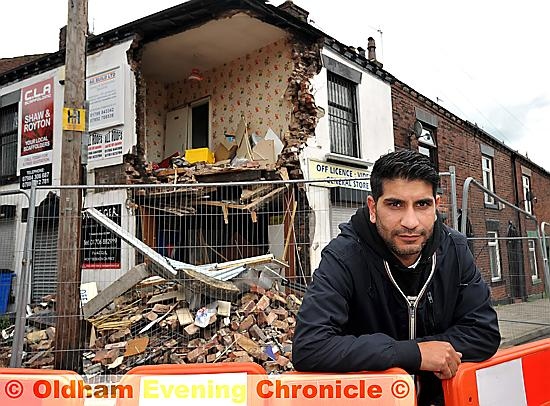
<box><xmin>24</xmin><ymin>83</ymin><xmax>52</xmax><ymax>105</ymax></box>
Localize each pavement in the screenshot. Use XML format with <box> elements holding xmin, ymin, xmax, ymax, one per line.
<box><xmin>494</xmin><ymin>297</ymin><xmax>550</xmax><ymax>347</ymax></box>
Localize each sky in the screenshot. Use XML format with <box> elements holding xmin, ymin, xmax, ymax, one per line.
<box><xmin>2</xmin><ymin>0</ymin><xmax>549</xmax><ymax>171</ymax></box>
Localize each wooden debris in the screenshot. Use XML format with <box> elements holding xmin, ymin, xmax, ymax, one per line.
<box><xmin>83</xmin><ymin>263</ymin><xmax>152</xmax><ymax>319</ymax></box>
<box><xmin>176</xmin><ymin>308</ymin><xmax>194</xmax><ymax>326</ymax></box>
<box><xmin>125</xmin><ymin>337</ymin><xmax>149</xmax><ymax>357</ymax></box>
<box><xmin>147</xmin><ymin>288</ymin><xmax>185</xmax><ymax>305</ymax></box>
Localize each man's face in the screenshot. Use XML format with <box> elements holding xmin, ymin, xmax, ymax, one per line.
<box><xmin>367</xmin><ymin>178</ymin><xmax>440</xmax><ymax>266</ymax></box>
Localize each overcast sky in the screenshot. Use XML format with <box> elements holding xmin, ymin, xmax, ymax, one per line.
<box><xmin>2</xmin><ymin>0</ymin><xmax>549</xmax><ymax>171</ymax></box>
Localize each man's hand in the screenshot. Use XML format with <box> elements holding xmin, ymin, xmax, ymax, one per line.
<box><xmin>417</xmin><ymin>341</ymin><xmax>462</xmax><ymax>380</ymax></box>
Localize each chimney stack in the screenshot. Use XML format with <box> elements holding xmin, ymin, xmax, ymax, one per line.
<box><xmin>278</xmin><ymin>1</ymin><xmax>309</xmax><ymax>22</ymax></box>
<box><xmin>59</xmin><ymin>25</ymin><xmax>67</xmax><ymax>50</ymax></box>
<box><xmin>367</xmin><ymin>37</ymin><xmax>383</xmax><ymax>67</ymax></box>
<box><xmin>367</xmin><ymin>37</ymin><xmax>377</xmax><ymax>61</ymax></box>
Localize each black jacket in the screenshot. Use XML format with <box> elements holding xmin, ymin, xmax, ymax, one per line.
<box><xmin>293</xmin><ymin>216</ymin><xmax>500</xmax><ymax>376</ymax></box>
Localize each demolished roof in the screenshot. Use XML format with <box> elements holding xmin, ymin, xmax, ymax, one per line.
<box><xmin>0</xmin><ymin>0</ymin><xmax>324</xmax><ymax>86</ymax></box>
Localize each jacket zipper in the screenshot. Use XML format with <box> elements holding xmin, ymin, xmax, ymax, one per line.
<box><xmin>383</xmin><ymin>253</ymin><xmax>437</xmax><ymax>340</ymax></box>
<box><xmin>427</xmin><ymin>291</ymin><xmax>435</xmax><ymax>333</ymax></box>
<box><xmin>407</xmin><ymin>297</ymin><xmax>417</xmax><ymax>340</ymax></box>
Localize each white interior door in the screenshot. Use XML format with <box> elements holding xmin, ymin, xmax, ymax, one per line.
<box><xmin>164</xmin><ymin>106</ymin><xmax>188</xmax><ymax>157</ymax></box>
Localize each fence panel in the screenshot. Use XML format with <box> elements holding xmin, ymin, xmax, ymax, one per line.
<box><xmin>2</xmin><ymin>179</ymin><xmax>367</xmax><ymax>374</ymax></box>
<box><xmin>4</xmin><ymin>173</ymin><xmax>547</xmax><ymax>374</ymax></box>
<box><xmin>0</xmin><ymin>188</ymin><xmax>33</xmax><ymax>368</ymax></box>
<box><xmin>460</xmin><ymin>177</ymin><xmax>550</xmax><ymax>348</ymax></box>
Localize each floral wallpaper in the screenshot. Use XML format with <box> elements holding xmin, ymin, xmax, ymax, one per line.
<box><xmin>145</xmin><ymin>37</ymin><xmax>294</xmax><ymax>163</ymax></box>
<box><xmin>145</xmin><ymin>79</ymin><xmax>168</xmax><ymax>162</ymax></box>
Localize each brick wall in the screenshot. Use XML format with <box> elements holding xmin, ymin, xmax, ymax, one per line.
<box><xmin>391</xmin><ymin>81</ymin><xmax>550</xmax><ymax>302</ymax></box>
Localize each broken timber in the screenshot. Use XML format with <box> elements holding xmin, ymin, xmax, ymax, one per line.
<box><xmin>82</xmin><ymin>263</ymin><xmax>152</xmax><ymax>319</ymax></box>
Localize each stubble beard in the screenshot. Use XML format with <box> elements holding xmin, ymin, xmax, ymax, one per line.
<box><xmin>376</xmin><ymin>222</ymin><xmax>430</xmax><ymax>258</ymax></box>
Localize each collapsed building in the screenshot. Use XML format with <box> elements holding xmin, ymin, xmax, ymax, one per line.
<box><xmin>0</xmin><ymin>0</ymin><xmax>394</xmax><ymax>300</ymax></box>
<box><xmin>0</xmin><ymin>0</ymin><xmax>396</xmax><ymax>370</ymax></box>
<box><xmin>3</xmin><ymin>0</ymin><xmax>547</xmax><ymax>371</ymax></box>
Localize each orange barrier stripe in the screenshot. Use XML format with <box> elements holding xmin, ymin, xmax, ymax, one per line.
<box><xmin>442</xmin><ymin>338</ymin><xmax>550</xmax><ymax>405</ymax></box>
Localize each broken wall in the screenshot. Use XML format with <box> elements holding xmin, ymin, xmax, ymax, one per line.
<box><xmin>144</xmin><ymin>38</ymin><xmax>294</xmax><ymax>163</ymax></box>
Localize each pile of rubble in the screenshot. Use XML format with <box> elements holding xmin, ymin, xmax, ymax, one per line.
<box><xmin>82</xmin><ymin>279</ymin><xmax>300</xmax><ymax>376</ymax></box>
<box><xmin>1</xmin><ymin>208</ymin><xmax>306</xmax><ymax>374</ymax></box>
<box><xmin>0</xmin><ymin>295</ymin><xmax>57</xmax><ymax>368</ymax></box>
<box><xmin>0</xmin><ymin>278</ymin><xmax>302</xmax><ymax>375</ymax></box>
<box><xmin>0</xmin><ymin>325</ymin><xmax>13</xmax><ymax>367</ymax></box>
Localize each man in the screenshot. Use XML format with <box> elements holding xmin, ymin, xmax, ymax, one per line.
<box><xmin>292</xmin><ymin>149</ymin><xmax>500</xmax><ymax>405</ymax></box>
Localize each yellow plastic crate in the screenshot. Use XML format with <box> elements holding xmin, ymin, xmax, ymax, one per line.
<box><xmin>185</xmin><ymin>147</ymin><xmax>215</xmax><ymax>164</ymax></box>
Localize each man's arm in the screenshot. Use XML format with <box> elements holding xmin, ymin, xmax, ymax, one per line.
<box><xmin>292</xmin><ymin>249</ymin><xmax>421</xmax><ymax>372</ymax></box>
<box><xmin>416</xmin><ymin>240</ymin><xmax>501</xmax><ymax>362</ymax></box>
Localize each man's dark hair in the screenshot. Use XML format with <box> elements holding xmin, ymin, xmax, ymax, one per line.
<box><xmin>370</xmin><ymin>149</ymin><xmax>440</xmax><ymax>200</ymax></box>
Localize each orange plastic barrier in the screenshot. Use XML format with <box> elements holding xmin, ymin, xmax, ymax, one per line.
<box><xmin>116</xmin><ymin>363</ymin><xmax>417</xmax><ymax>406</ymax></box>
<box><xmin>442</xmin><ymin>338</ymin><xmax>550</xmax><ymax>405</ymax></box>
<box><xmin>0</xmin><ymin>368</ymin><xmax>84</xmax><ymax>406</ymax></box>
<box><xmin>279</xmin><ymin>368</ymin><xmax>416</xmax><ymax>406</ymax></box>
<box><xmin>116</xmin><ymin>362</ymin><xmax>266</xmax><ymax>406</ymax></box>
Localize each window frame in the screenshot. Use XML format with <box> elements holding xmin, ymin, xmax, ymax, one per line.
<box><xmin>528</xmin><ymin>239</ymin><xmax>539</xmax><ymax>281</ymax></box>
<box><xmin>487</xmin><ymin>230</ymin><xmax>502</xmax><ymax>281</ymax></box>
<box><xmin>417</xmin><ymin>126</ymin><xmax>438</xmax><ymax>169</ymax></box>
<box><xmin>327</xmin><ymin>71</ymin><xmax>360</xmax><ymax>158</ymax></box>
<box><xmin>0</xmin><ymin>103</ymin><xmax>19</xmax><ymax>183</ymax></box>
<box><xmin>481</xmin><ymin>155</ymin><xmax>495</xmax><ymax>205</ymax></box>
<box><xmin>522</xmin><ymin>174</ymin><xmax>532</xmax><ymax>214</ymax></box>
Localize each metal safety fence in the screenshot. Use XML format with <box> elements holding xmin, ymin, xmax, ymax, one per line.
<box><xmin>0</xmin><ymin>171</ymin><xmax>548</xmax><ymax>375</ymax></box>
<box><xmin>461</xmin><ymin>177</ymin><xmax>550</xmax><ymax>348</ymax></box>
<box><xmin>0</xmin><ymin>178</ymin><xmax>369</xmax><ymax>374</ymax></box>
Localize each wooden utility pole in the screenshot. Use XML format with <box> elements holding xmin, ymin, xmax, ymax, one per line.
<box><xmin>54</xmin><ymin>0</ymin><xmax>88</xmax><ymax>371</ymax></box>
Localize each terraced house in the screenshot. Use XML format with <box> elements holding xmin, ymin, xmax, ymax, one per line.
<box><xmin>0</xmin><ymin>0</ymin><xmax>548</xmax><ymax>317</ymax></box>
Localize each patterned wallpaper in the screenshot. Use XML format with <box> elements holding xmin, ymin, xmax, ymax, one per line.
<box><xmin>145</xmin><ymin>37</ymin><xmax>293</xmax><ymax>163</ymax></box>
<box><xmin>145</xmin><ymin>79</ymin><xmax>168</xmax><ymax>162</ymax></box>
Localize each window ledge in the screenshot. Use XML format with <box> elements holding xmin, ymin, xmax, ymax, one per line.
<box><xmin>326</xmin><ymin>153</ymin><xmax>372</xmax><ymax>168</ymax></box>
<box><xmin>491</xmin><ymin>277</ymin><xmax>503</xmax><ymax>283</ymax></box>
<box><xmin>532</xmin><ymin>277</ymin><xmax>542</xmax><ymax>285</ymax></box>
<box><xmin>484</xmin><ymin>202</ymin><xmax>499</xmax><ymax>210</ymax></box>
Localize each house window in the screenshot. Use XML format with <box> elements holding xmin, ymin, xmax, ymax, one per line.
<box><xmin>0</xmin><ymin>104</ymin><xmax>18</xmax><ymax>182</ymax></box>
<box><xmin>481</xmin><ymin>155</ymin><xmax>495</xmax><ymax>205</ymax></box>
<box><xmin>327</xmin><ymin>72</ymin><xmax>359</xmax><ymax>157</ymax></box>
<box><xmin>417</xmin><ymin>126</ymin><xmax>438</xmax><ymax>169</ymax></box>
<box><xmin>487</xmin><ymin>231</ymin><xmax>501</xmax><ymax>281</ymax></box>
<box><xmin>528</xmin><ymin>239</ymin><xmax>538</xmax><ymax>281</ymax></box>
<box><xmin>522</xmin><ymin>174</ymin><xmax>532</xmax><ymax>214</ymax></box>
